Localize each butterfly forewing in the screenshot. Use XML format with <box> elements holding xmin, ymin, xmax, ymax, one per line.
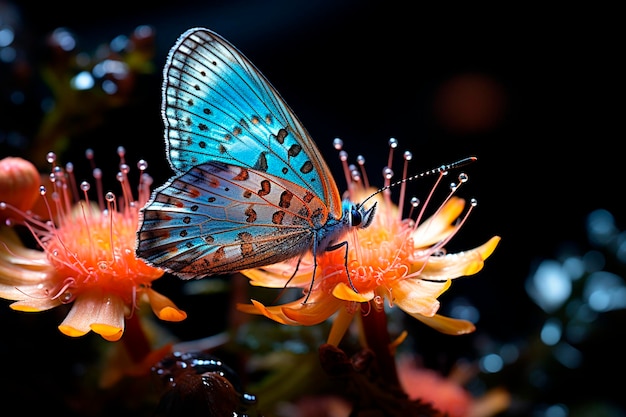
<box><xmin>162</xmin><ymin>28</ymin><xmax>341</xmax><ymax>214</ymax></box>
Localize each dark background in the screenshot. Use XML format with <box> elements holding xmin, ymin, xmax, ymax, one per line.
<box><xmin>2</xmin><ymin>1</ymin><xmax>624</xmax><ymax>415</ymax></box>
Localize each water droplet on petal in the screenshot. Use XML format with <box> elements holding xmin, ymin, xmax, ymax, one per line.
<box><xmin>333</xmin><ymin>138</ymin><xmax>343</xmax><ymax>150</ymax></box>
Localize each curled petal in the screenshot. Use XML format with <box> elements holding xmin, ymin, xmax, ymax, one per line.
<box><xmin>238</xmin><ymin>299</ymin><xmax>299</xmax><ymax>325</ymax></box>
<box><xmin>409</xmin><ymin>313</ymin><xmax>476</xmax><ymax>335</ymax></box>
<box><xmin>241</xmin><ymin>255</ymin><xmax>315</xmax><ymax>288</ymax></box>
<box><xmin>10</xmin><ymin>297</ymin><xmax>62</xmax><ymax>312</ymax></box>
<box><xmin>393</xmin><ymin>278</ymin><xmax>450</xmax><ymax>316</ymax></box>
<box><xmin>331</xmin><ymin>282</ymin><xmax>373</xmax><ymax>302</ymax></box>
<box><xmin>146</xmin><ymin>288</ymin><xmax>187</xmax><ymax>321</ymax></box>
<box><xmin>412</xmin><ymin>197</ymin><xmax>465</xmax><ymax>247</ymax></box>
<box><xmin>282</xmin><ymin>295</ymin><xmax>344</xmax><ymax>325</ymax></box>
<box><xmin>58</xmin><ymin>291</ymin><xmax>125</xmax><ymax>340</ymax></box>
<box><xmin>416</xmin><ymin>236</ymin><xmax>501</xmax><ymax>280</ymax></box>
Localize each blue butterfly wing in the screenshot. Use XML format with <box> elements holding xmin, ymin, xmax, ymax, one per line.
<box><xmin>161</xmin><ymin>27</ymin><xmax>341</xmax><ymax>214</ymax></box>
<box><xmin>137</xmin><ymin>162</ymin><xmax>333</xmax><ymax>277</ymax></box>
<box><xmin>137</xmin><ymin>28</ymin><xmax>344</xmax><ymax>278</ymax></box>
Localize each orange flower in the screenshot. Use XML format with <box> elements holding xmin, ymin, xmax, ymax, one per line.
<box><xmin>0</xmin><ymin>151</ymin><xmax>186</xmax><ymax>341</ymax></box>
<box><xmin>238</xmin><ymin>139</ymin><xmax>500</xmax><ymax>345</ymax></box>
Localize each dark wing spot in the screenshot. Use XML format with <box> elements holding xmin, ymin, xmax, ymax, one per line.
<box><xmin>245</xmin><ymin>207</ymin><xmax>257</xmax><ymax>223</ymax></box>
<box><xmin>279</xmin><ymin>190</ymin><xmax>293</xmax><ymax>208</ymax></box>
<box><xmin>272</xmin><ymin>210</ymin><xmax>285</xmax><ymax>224</ymax></box>
<box><xmin>199</xmin><ymin>124</ymin><xmax>208</xmax><ymax>131</ymax></box>
<box><xmin>208</xmin><ymin>197</ymin><xmax>216</xmax><ymax>202</ymax></box>
<box><xmin>212</xmin><ymin>247</ymin><xmax>226</xmax><ymax>263</ymax></box>
<box><xmin>251</xmin><ymin>115</ymin><xmax>260</xmax><ymax>124</ymax></box>
<box><xmin>218</xmin><ymin>144</ymin><xmax>227</xmax><ymax>154</ymax></box>
<box><xmin>190</xmin><ymin>205</ymin><xmax>199</xmax><ymax>212</ymax></box>
<box><xmin>199</xmin><ymin>141</ymin><xmax>207</xmax><ymax>148</ymax></box>
<box><xmin>203</xmin><ymin>108</ymin><xmax>211</xmax><ymax>115</ymax></box>
<box><xmin>257</xmin><ymin>180</ymin><xmax>271</xmax><ymax>197</ymax></box>
<box><xmin>282</xmin><ymin>167</ymin><xmax>288</xmax><ymax>174</ymax></box>
<box><xmin>237</xmin><ymin>232</ymin><xmax>254</xmax><ymax>257</ymax></box>
<box><xmin>179</xmin><ymin>230</ymin><xmax>188</xmax><ymax>237</ymax></box>
<box><xmin>288</xmin><ymin>144</ymin><xmax>302</xmax><ymax>157</ymax></box>
<box><xmin>240</xmin><ymin>118</ymin><xmax>249</xmax><ymax>129</ymax></box>
<box><xmin>303</xmin><ymin>191</ymin><xmax>314</xmax><ymax>203</ymax></box>
<box><xmin>187</xmin><ymin>99</ymin><xmax>194</xmax><ymax>106</ymax></box>
<box><xmin>203</xmin><ymin>235</ymin><xmax>215</xmax><ymax>244</ymax></box>
<box><xmin>274</xmin><ymin>128</ymin><xmax>288</xmax><ymax>144</ymax></box>
<box><xmin>233</xmin><ymin>127</ymin><xmax>242</xmax><ymax>136</ymax></box>
<box><xmin>185</xmin><ymin>117</ymin><xmax>192</xmax><ymax>126</ymax></box>
<box><xmin>194</xmin><ymin>84</ymin><xmax>200</xmax><ymax>91</ymax></box>
<box><xmin>183</xmin><ymin>216</ymin><xmax>191</xmax><ymax>224</ymax></box>
<box><xmin>232</xmin><ymin>167</ymin><xmax>249</xmax><ymax>181</ymax></box>
<box><xmin>243</xmin><ymin>190</ymin><xmax>252</xmax><ymax>198</ymax></box>
<box><xmin>300</xmin><ymin>161</ymin><xmax>313</xmax><ymax>174</ymax></box>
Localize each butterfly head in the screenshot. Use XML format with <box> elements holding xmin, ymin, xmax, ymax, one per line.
<box><xmin>343</xmin><ymin>200</ymin><xmax>377</xmax><ymax>229</ymax></box>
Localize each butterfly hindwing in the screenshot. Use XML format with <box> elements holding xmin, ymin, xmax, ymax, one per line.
<box><xmin>137</xmin><ymin>162</ymin><xmax>332</xmax><ymax>277</ymax></box>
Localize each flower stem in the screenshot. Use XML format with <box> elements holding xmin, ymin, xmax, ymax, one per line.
<box><xmin>123</xmin><ymin>312</ymin><xmax>151</xmax><ymax>363</ymax></box>
<box><xmin>360</xmin><ymin>300</ymin><xmax>400</xmax><ymax>387</ymax></box>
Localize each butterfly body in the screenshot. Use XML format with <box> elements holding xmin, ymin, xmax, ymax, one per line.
<box><xmin>136</xmin><ymin>28</ymin><xmax>375</xmax><ymax>279</ymax></box>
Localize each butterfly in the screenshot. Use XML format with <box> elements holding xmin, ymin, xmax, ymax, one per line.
<box><xmin>135</xmin><ymin>27</ymin><xmax>376</xmax><ymax>287</ymax></box>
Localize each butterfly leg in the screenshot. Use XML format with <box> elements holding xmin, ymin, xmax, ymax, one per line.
<box><xmin>325</xmin><ymin>240</ymin><xmax>358</xmax><ymax>294</ymax></box>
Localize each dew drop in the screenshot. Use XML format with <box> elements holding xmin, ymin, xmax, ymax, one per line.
<box><xmin>61</xmin><ymin>292</ymin><xmax>73</xmax><ymax>303</ymax></box>
<box><xmin>0</xmin><ymin>202</ymin><xmax>6</xmax><ymax>210</ymax></box>
<box><xmin>450</xmin><ymin>182</ymin><xmax>458</xmax><ymax>191</ymax></box>
<box><xmin>411</xmin><ymin>197</ymin><xmax>420</xmax><ymax>207</ymax></box>
<box><xmin>46</xmin><ymin>152</ymin><xmax>56</xmax><ymax>164</ymax></box>
<box><xmin>333</xmin><ymin>138</ymin><xmax>343</xmax><ymax>150</ymax></box>
<box><xmin>93</xmin><ymin>168</ymin><xmax>102</xmax><ymax>179</ymax></box>
<box><xmin>39</xmin><ymin>186</ymin><xmax>47</xmax><ymax>195</ymax></box>
<box><xmin>80</xmin><ymin>181</ymin><xmax>90</xmax><ymax>191</ymax></box>
<box><xmin>65</xmin><ymin>162</ymin><xmax>74</xmax><ymax>173</ymax></box>
<box><xmin>117</xmin><ymin>146</ymin><xmax>126</xmax><ymax>158</ymax></box>
<box><xmin>356</xmin><ymin>155</ymin><xmax>365</xmax><ymax>166</ymax></box>
<box><xmin>137</xmin><ymin>159</ymin><xmax>148</xmax><ymax>171</ymax></box>
<box><xmin>470</xmin><ymin>198</ymin><xmax>478</xmax><ymax>207</ymax></box>
<box><xmin>388</xmin><ymin>137</ymin><xmax>398</xmax><ymax>148</ymax></box>
<box><xmin>403</xmin><ymin>151</ymin><xmax>413</xmax><ymax>161</ymax></box>
<box><xmin>339</xmin><ymin>150</ymin><xmax>348</xmax><ymax>162</ymax></box>
<box><xmin>98</xmin><ymin>261</ymin><xmax>108</xmax><ymax>270</ymax></box>
<box><xmin>105</xmin><ymin>192</ymin><xmax>115</xmax><ymax>202</ymax></box>
<box><xmin>383</xmin><ymin>167</ymin><xmax>394</xmax><ymax>179</ymax></box>
<box><xmin>116</xmin><ymin>172</ymin><xmax>124</xmax><ymax>182</ymax></box>
<box><xmin>53</xmin><ymin>166</ymin><xmax>64</xmax><ymax>179</ymax></box>
<box><xmin>119</xmin><ymin>163</ymin><xmax>130</xmax><ymax>174</ymax></box>
<box><xmin>85</xmin><ymin>148</ymin><xmax>94</xmax><ymax>160</ymax></box>
<box><xmin>459</xmin><ymin>172</ymin><xmax>468</xmax><ymax>183</ymax></box>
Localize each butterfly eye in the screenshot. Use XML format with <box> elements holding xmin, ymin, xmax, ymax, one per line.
<box><xmin>350</xmin><ymin>207</ymin><xmax>363</xmax><ymax>226</ymax></box>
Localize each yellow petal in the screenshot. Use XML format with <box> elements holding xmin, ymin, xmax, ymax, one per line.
<box><xmin>327</xmin><ymin>306</ymin><xmax>356</xmax><ymax>346</ymax></box>
<box><xmin>412</xmin><ymin>197</ymin><xmax>465</xmax><ymax>247</ymax></box>
<box><xmin>282</xmin><ymin>296</ymin><xmax>344</xmax><ymax>326</ymax></box>
<box><xmin>392</xmin><ymin>278</ymin><xmax>450</xmax><ymax>316</ymax></box>
<box><xmin>331</xmin><ymin>282</ymin><xmax>373</xmax><ymax>302</ymax></box>
<box><xmin>409</xmin><ymin>313</ymin><xmax>476</xmax><ymax>335</ymax></box>
<box><xmin>10</xmin><ymin>297</ymin><xmax>62</xmax><ymax>312</ymax></box>
<box><xmin>146</xmin><ymin>288</ymin><xmax>187</xmax><ymax>321</ymax></box>
<box><xmin>416</xmin><ymin>236</ymin><xmax>501</xmax><ymax>280</ymax></box>
<box><xmin>241</xmin><ymin>256</ymin><xmax>315</xmax><ymax>288</ymax></box>
<box><xmin>58</xmin><ymin>292</ymin><xmax>125</xmax><ymax>340</ymax></box>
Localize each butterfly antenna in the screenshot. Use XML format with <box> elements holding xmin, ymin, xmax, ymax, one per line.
<box><xmin>357</xmin><ymin>156</ymin><xmax>478</xmax><ymax>208</ymax></box>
